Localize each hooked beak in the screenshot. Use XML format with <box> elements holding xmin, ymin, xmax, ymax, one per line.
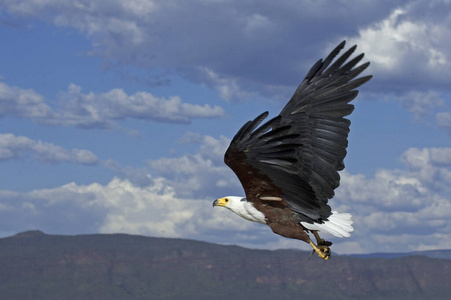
<box><xmin>213</xmin><ymin>197</ymin><xmax>227</xmax><ymax>207</ymax></box>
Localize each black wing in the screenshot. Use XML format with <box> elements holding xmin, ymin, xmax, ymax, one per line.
<box><xmin>225</xmin><ymin>41</ymin><xmax>372</xmax><ymax>222</ymax></box>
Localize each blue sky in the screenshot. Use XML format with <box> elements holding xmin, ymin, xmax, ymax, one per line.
<box><xmin>1</xmin><ymin>0</ymin><xmax>450</xmax><ymax>254</ymax></box>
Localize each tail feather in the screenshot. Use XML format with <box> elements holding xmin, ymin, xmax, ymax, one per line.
<box><xmin>301</xmin><ymin>211</ymin><xmax>354</xmax><ymax>238</ymax></box>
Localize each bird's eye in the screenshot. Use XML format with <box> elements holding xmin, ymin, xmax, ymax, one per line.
<box><xmin>225</xmin><ymin>198</ymin><xmax>229</xmax><ymax>202</ymax></box>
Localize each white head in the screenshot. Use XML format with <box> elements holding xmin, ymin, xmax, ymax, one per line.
<box><xmin>212</xmin><ymin>196</ymin><xmax>246</xmax><ymax>213</ymax></box>
<box><xmin>213</xmin><ymin>196</ymin><xmax>266</xmax><ymax>224</ymax></box>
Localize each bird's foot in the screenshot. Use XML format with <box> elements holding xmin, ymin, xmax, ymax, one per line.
<box><xmin>308</xmin><ymin>231</ymin><xmax>332</xmax><ymax>260</ymax></box>
<box><xmin>309</xmin><ymin>240</ymin><xmax>331</xmax><ymax>260</ymax></box>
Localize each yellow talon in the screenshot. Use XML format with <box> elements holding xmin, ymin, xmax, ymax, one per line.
<box><xmin>308</xmin><ymin>231</ymin><xmax>332</xmax><ymax>260</ymax></box>
<box><xmin>309</xmin><ymin>240</ymin><xmax>331</xmax><ymax>260</ymax></box>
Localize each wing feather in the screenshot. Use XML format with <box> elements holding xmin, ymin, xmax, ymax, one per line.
<box><xmin>225</xmin><ymin>41</ymin><xmax>372</xmax><ymax>222</ymax></box>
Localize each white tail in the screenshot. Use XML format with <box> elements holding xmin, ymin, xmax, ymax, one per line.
<box><xmin>301</xmin><ymin>211</ymin><xmax>354</xmax><ymax>238</ymax></box>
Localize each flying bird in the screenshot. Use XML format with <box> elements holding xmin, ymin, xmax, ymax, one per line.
<box><xmin>213</xmin><ymin>41</ymin><xmax>372</xmax><ymax>260</ymax></box>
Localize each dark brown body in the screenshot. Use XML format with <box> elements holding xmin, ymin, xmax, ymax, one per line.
<box><xmin>226</xmin><ymin>148</ymin><xmax>311</xmax><ymax>243</ymax></box>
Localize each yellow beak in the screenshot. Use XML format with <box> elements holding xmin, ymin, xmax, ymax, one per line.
<box><xmin>212</xmin><ymin>198</ymin><xmax>228</xmax><ymax>207</ymax></box>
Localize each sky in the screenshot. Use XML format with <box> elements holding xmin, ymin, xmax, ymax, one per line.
<box><xmin>0</xmin><ymin>0</ymin><xmax>450</xmax><ymax>255</ymax></box>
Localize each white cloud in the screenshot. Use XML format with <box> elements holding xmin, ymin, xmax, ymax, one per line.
<box><xmin>0</xmin><ymin>82</ymin><xmax>56</xmax><ymax>121</ymax></box>
<box><xmin>400</xmin><ymin>147</ymin><xmax>451</xmax><ymax>190</ymax></box>
<box><xmin>436</xmin><ymin>111</ymin><xmax>451</xmax><ymax>134</ymax></box>
<box><xmin>0</xmin><ymin>133</ymin><xmax>98</xmax><ymax>165</ymax></box>
<box><xmin>199</xmin><ymin>67</ymin><xmax>256</xmax><ymax>101</ymax></box>
<box><xmin>1</xmin><ymin>143</ymin><xmax>451</xmax><ymax>253</ymax></box>
<box><xmin>147</xmin><ymin>134</ymin><xmax>239</xmax><ymax>198</ymax></box>
<box><xmin>243</xmin><ymin>13</ymin><xmax>273</xmax><ymax>35</ymax></box>
<box><xmin>0</xmin><ymin>81</ymin><xmax>225</xmax><ymax>129</ymax></box>
<box><xmin>2</xmin><ymin>0</ymin><xmax>451</xmax><ymax>254</ymax></box>
<box><xmin>334</xmin><ymin>147</ymin><xmax>451</xmax><ymax>253</ymax></box>
<box><xmin>0</xmin><ymin>0</ymin><xmax>392</xmax><ymax>100</ymax></box>
<box><xmin>177</xmin><ymin>132</ymin><xmax>203</xmax><ymax>144</ymax></box>
<box><xmin>92</xmin><ymin>133</ymin><xmax>451</xmax><ymax>253</ymax></box>
<box><xmin>104</xmin><ymin>134</ymin><xmax>238</xmax><ymax>194</ymax></box>
<box><xmin>347</xmin><ymin>1</ymin><xmax>451</xmax><ymax>91</ymax></box>
<box><xmin>401</xmin><ymin>147</ymin><xmax>451</xmax><ymax>169</ymax></box>
<box><xmin>57</xmin><ymin>84</ymin><xmax>225</xmax><ymax>127</ymax></box>
<box><xmin>3</xmin><ymin>0</ymin><xmax>450</xmax><ymax>102</ymax></box>
<box><xmin>198</xmin><ymin>134</ymin><xmax>231</xmax><ymax>164</ymax></box>
<box><xmin>396</xmin><ymin>91</ymin><xmax>444</xmax><ymax>121</ymax></box>
<box><xmin>0</xmin><ymin>176</ymin><xmax>263</xmax><ymax>245</ymax></box>
<box><xmin>71</xmin><ymin>148</ymin><xmax>99</xmax><ymax>165</ymax></box>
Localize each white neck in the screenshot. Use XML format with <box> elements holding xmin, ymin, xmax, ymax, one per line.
<box><xmin>227</xmin><ymin>198</ymin><xmax>266</xmax><ymax>224</ymax></box>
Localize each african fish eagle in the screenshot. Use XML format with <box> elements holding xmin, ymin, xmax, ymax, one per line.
<box><xmin>213</xmin><ymin>41</ymin><xmax>372</xmax><ymax>260</ymax></box>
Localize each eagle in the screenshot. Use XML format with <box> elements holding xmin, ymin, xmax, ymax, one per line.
<box><xmin>213</xmin><ymin>41</ymin><xmax>371</xmax><ymax>260</ymax></box>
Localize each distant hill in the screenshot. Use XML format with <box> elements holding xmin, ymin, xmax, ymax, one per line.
<box><xmin>1</xmin><ymin>230</ymin><xmax>450</xmax><ymax>300</ymax></box>
<box><xmin>346</xmin><ymin>249</ymin><xmax>451</xmax><ymax>260</ymax></box>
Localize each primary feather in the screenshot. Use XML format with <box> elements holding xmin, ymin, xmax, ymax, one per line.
<box><xmin>225</xmin><ymin>41</ymin><xmax>371</xmax><ymax>224</ymax></box>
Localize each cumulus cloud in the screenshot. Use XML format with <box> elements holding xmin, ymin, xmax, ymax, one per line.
<box><xmin>0</xmin><ymin>0</ymin><xmax>391</xmax><ymax>100</ymax></box>
<box><xmin>0</xmin><ymin>133</ymin><xmax>98</xmax><ymax>165</ymax></box>
<box><xmin>344</xmin><ymin>1</ymin><xmax>451</xmax><ymax>127</ymax></box>
<box><xmin>0</xmin><ymin>176</ymin><xmax>268</xmax><ymax>247</ymax></box>
<box><xmin>177</xmin><ymin>131</ymin><xmax>203</xmax><ymax>145</ymax></box>
<box><xmin>396</xmin><ymin>91</ymin><xmax>444</xmax><ymax>122</ymax></box>
<box><xmin>104</xmin><ymin>134</ymin><xmax>240</xmax><ymax>195</ymax></box>
<box><xmin>347</xmin><ymin>1</ymin><xmax>451</xmax><ymax>92</ymax></box>
<box><xmin>376</xmin><ymin>90</ymin><xmax>447</xmax><ymax>126</ymax></box>
<box><xmin>400</xmin><ymin>147</ymin><xmax>451</xmax><ymax>191</ymax></box>
<box><xmin>1</xmin><ymin>0</ymin><xmax>451</xmax><ymax>254</ymax></box>
<box><xmin>1</xmin><ymin>142</ymin><xmax>451</xmax><ymax>253</ymax></box>
<box><xmin>0</xmin><ymin>81</ymin><xmax>224</xmax><ymax>129</ymax></box>
<box><xmin>0</xmin><ymin>134</ymin><xmax>246</xmax><ymax>243</ymax></box>
<box><xmin>334</xmin><ymin>147</ymin><xmax>451</xmax><ymax>253</ymax></box>
<box><xmin>0</xmin><ymin>82</ymin><xmax>56</xmax><ymax>122</ymax></box>
<box><xmin>88</xmin><ymin>134</ymin><xmax>451</xmax><ymax>253</ymax></box>
<box><xmin>2</xmin><ymin>0</ymin><xmax>450</xmax><ymax>104</ymax></box>
<box><xmin>57</xmin><ymin>84</ymin><xmax>224</xmax><ymax>127</ymax></box>
<box><xmin>148</xmin><ymin>134</ymin><xmax>240</xmax><ymax>198</ymax></box>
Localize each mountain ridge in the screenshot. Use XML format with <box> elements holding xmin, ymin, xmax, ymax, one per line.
<box><xmin>1</xmin><ymin>230</ymin><xmax>450</xmax><ymax>299</ymax></box>
<box><xmin>9</xmin><ymin>230</ymin><xmax>451</xmax><ymax>259</ymax></box>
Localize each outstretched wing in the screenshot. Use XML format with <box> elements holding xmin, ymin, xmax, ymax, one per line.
<box><xmin>225</xmin><ymin>41</ymin><xmax>372</xmax><ymax>222</ymax></box>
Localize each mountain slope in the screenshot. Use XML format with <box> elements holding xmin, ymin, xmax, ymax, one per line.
<box><xmin>0</xmin><ymin>231</ymin><xmax>450</xmax><ymax>300</ymax></box>
<box><xmin>346</xmin><ymin>249</ymin><xmax>451</xmax><ymax>260</ymax></box>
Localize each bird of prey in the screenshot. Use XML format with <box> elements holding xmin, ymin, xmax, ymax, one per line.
<box><xmin>213</xmin><ymin>41</ymin><xmax>371</xmax><ymax>260</ymax></box>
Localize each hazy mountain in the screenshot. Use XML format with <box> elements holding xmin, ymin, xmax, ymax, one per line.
<box><xmin>0</xmin><ymin>230</ymin><xmax>450</xmax><ymax>299</ymax></box>
<box><xmin>346</xmin><ymin>249</ymin><xmax>451</xmax><ymax>260</ymax></box>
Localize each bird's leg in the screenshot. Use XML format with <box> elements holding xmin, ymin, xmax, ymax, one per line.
<box><xmin>308</xmin><ymin>231</ymin><xmax>332</xmax><ymax>260</ymax></box>
<box><xmin>313</xmin><ymin>230</ymin><xmax>332</xmax><ymax>247</ymax></box>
